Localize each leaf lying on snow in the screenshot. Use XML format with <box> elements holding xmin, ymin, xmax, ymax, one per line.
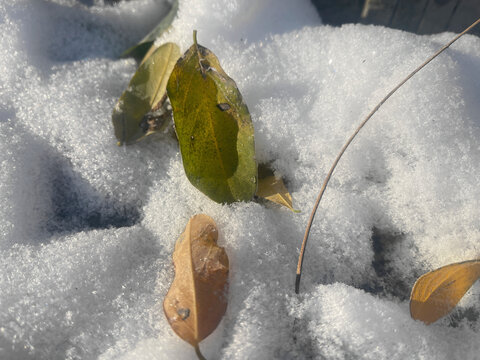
<box><xmin>121</xmin><ymin>0</ymin><xmax>179</xmax><ymax>61</ymax></box>
<box><xmin>410</xmin><ymin>259</ymin><xmax>480</xmax><ymax>324</ymax></box>
<box><xmin>112</xmin><ymin>42</ymin><xmax>180</xmax><ymax>145</ymax></box>
<box><xmin>167</xmin><ymin>31</ymin><xmax>257</xmax><ymax>203</ymax></box>
<box><xmin>164</xmin><ymin>214</ymin><xmax>229</xmax><ymax>359</ymax></box>
<box><xmin>138</xmin><ymin>42</ymin><xmax>160</xmax><ymax>67</ymax></box>
<box><xmin>256</xmin><ymin>163</ymin><xmax>299</xmax><ymax>212</ymax></box>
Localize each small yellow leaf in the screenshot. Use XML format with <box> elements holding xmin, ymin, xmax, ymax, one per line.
<box><xmin>112</xmin><ymin>42</ymin><xmax>180</xmax><ymax>145</ymax></box>
<box><xmin>164</xmin><ymin>214</ymin><xmax>229</xmax><ymax>357</ymax></box>
<box><xmin>256</xmin><ymin>164</ymin><xmax>299</xmax><ymax>212</ymax></box>
<box><xmin>410</xmin><ymin>259</ymin><xmax>480</xmax><ymax>324</ymax></box>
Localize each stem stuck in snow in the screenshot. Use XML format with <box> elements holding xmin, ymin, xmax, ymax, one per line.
<box><xmin>295</xmin><ymin>17</ymin><xmax>480</xmax><ymax>295</ymax></box>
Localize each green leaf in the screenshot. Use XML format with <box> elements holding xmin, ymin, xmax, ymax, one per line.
<box><xmin>256</xmin><ymin>164</ymin><xmax>300</xmax><ymax>212</ymax></box>
<box><xmin>112</xmin><ymin>42</ymin><xmax>181</xmax><ymax>145</ymax></box>
<box><xmin>167</xmin><ymin>31</ymin><xmax>257</xmax><ymax>203</ymax></box>
<box><xmin>121</xmin><ymin>0</ymin><xmax>179</xmax><ymax>60</ymax></box>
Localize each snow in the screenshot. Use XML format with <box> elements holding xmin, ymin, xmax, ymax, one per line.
<box><xmin>1</xmin><ymin>0</ymin><xmax>480</xmax><ymax>359</ymax></box>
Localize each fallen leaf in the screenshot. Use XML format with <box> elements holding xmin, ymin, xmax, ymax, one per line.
<box><xmin>121</xmin><ymin>0</ymin><xmax>179</xmax><ymax>61</ymax></box>
<box><xmin>410</xmin><ymin>259</ymin><xmax>480</xmax><ymax>324</ymax></box>
<box><xmin>163</xmin><ymin>214</ymin><xmax>229</xmax><ymax>359</ymax></box>
<box><xmin>256</xmin><ymin>164</ymin><xmax>299</xmax><ymax>212</ymax></box>
<box><xmin>139</xmin><ymin>43</ymin><xmax>159</xmax><ymax>67</ymax></box>
<box><xmin>167</xmin><ymin>31</ymin><xmax>257</xmax><ymax>203</ymax></box>
<box><xmin>112</xmin><ymin>42</ymin><xmax>180</xmax><ymax>145</ymax></box>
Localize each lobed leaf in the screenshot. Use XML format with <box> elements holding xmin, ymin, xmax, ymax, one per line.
<box><xmin>163</xmin><ymin>214</ymin><xmax>229</xmax><ymax>358</ymax></box>
<box><xmin>410</xmin><ymin>259</ymin><xmax>480</xmax><ymax>324</ymax></box>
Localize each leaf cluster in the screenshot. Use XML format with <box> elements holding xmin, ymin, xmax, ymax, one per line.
<box><xmin>114</xmin><ymin>26</ymin><xmax>297</xmax><ymax>209</ymax></box>
<box><xmin>113</xmin><ymin>12</ymin><xmax>298</xmax><ymax>359</ymax></box>
<box><xmin>112</xmin><ymin>9</ymin><xmax>480</xmax><ymax>359</ymax></box>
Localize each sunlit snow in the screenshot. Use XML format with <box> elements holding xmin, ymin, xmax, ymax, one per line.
<box><xmin>1</xmin><ymin>0</ymin><xmax>480</xmax><ymax>359</ymax></box>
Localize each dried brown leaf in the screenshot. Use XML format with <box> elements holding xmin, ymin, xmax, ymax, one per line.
<box><xmin>163</xmin><ymin>214</ymin><xmax>229</xmax><ymax>357</ymax></box>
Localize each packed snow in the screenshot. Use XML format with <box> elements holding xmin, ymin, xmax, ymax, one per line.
<box><xmin>1</xmin><ymin>0</ymin><xmax>480</xmax><ymax>359</ymax></box>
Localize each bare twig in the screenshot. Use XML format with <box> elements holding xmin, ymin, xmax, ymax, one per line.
<box><xmin>295</xmin><ymin>17</ymin><xmax>480</xmax><ymax>294</ymax></box>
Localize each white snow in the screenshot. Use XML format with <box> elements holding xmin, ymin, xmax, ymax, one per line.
<box><xmin>1</xmin><ymin>0</ymin><xmax>480</xmax><ymax>359</ymax></box>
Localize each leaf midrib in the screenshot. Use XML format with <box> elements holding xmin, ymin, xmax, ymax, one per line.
<box><xmin>150</xmin><ymin>43</ymin><xmax>175</xmax><ymax>107</ymax></box>
<box><xmin>186</xmin><ymin>219</ymin><xmax>200</xmax><ymax>344</ymax></box>
<box><xmin>187</xmin><ymin>57</ymin><xmax>233</xmax><ymax>197</ymax></box>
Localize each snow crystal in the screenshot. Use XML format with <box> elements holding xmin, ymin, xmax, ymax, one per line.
<box><xmin>1</xmin><ymin>0</ymin><xmax>479</xmax><ymax>359</ymax></box>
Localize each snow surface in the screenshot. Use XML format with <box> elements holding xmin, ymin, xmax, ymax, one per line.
<box><xmin>1</xmin><ymin>0</ymin><xmax>480</xmax><ymax>359</ymax></box>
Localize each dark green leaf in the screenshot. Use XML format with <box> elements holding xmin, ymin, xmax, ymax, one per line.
<box><xmin>167</xmin><ymin>32</ymin><xmax>257</xmax><ymax>203</ymax></box>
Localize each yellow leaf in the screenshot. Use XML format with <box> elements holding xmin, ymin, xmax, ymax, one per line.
<box><xmin>112</xmin><ymin>42</ymin><xmax>180</xmax><ymax>145</ymax></box>
<box><xmin>164</xmin><ymin>214</ymin><xmax>229</xmax><ymax>358</ymax></box>
<box><xmin>410</xmin><ymin>259</ymin><xmax>480</xmax><ymax>324</ymax></box>
<box><xmin>256</xmin><ymin>164</ymin><xmax>299</xmax><ymax>212</ymax></box>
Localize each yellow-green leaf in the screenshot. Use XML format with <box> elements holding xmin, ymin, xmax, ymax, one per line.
<box><xmin>112</xmin><ymin>42</ymin><xmax>180</xmax><ymax>145</ymax></box>
<box><xmin>138</xmin><ymin>43</ymin><xmax>159</xmax><ymax>67</ymax></box>
<box><xmin>164</xmin><ymin>214</ymin><xmax>229</xmax><ymax>359</ymax></box>
<box><xmin>410</xmin><ymin>259</ymin><xmax>480</xmax><ymax>324</ymax></box>
<box><xmin>121</xmin><ymin>0</ymin><xmax>179</xmax><ymax>60</ymax></box>
<box><xmin>166</xmin><ymin>32</ymin><xmax>257</xmax><ymax>203</ymax></box>
<box><xmin>256</xmin><ymin>164</ymin><xmax>299</xmax><ymax>212</ymax></box>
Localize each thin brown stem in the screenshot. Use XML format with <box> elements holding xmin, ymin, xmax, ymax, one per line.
<box><xmin>295</xmin><ymin>17</ymin><xmax>480</xmax><ymax>294</ymax></box>
<box><xmin>194</xmin><ymin>343</ymin><xmax>207</xmax><ymax>360</ymax></box>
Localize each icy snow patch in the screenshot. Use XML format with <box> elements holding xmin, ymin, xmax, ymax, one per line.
<box><xmin>1</xmin><ymin>0</ymin><xmax>480</xmax><ymax>359</ymax></box>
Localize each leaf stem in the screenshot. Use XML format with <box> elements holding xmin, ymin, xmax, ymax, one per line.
<box><xmin>295</xmin><ymin>17</ymin><xmax>480</xmax><ymax>294</ymax></box>
<box><xmin>194</xmin><ymin>343</ymin><xmax>207</xmax><ymax>360</ymax></box>
<box><xmin>193</xmin><ymin>29</ymin><xmax>198</xmax><ymax>47</ymax></box>
<box><xmin>193</xmin><ymin>30</ymin><xmax>206</xmax><ymax>77</ymax></box>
